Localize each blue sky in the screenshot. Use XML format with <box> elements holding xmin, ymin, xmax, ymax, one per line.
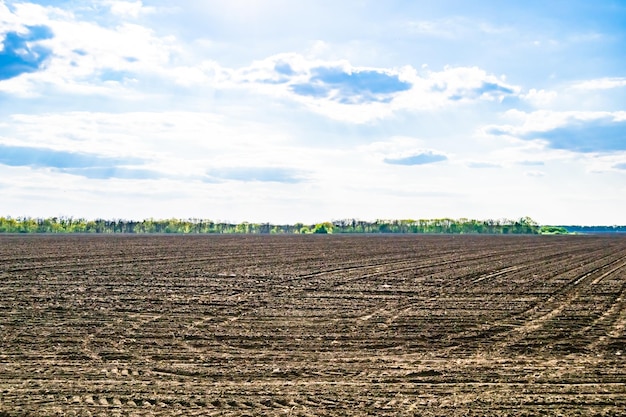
<box><xmin>1</xmin><ymin>0</ymin><xmax>625</xmax><ymax>224</ymax></box>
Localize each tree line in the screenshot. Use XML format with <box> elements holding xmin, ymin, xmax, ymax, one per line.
<box><xmin>559</xmin><ymin>225</ymin><xmax>626</xmax><ymax>234</ymax></box>
<box><xmin>0</xmin><ymin>216</ymin><xmax>544</xmax><ymax>234</ymax></box>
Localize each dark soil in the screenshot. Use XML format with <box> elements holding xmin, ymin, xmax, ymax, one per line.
<box><xmin>0</xmin><ymin>234</ymin><xmax>624</xmax><ymax>416</ymax></box>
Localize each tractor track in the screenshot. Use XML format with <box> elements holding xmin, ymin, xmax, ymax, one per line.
<box><xmin>1</xmin><ymin>234</ymin><xmax>625</xmax><ymax>416</ymax></box>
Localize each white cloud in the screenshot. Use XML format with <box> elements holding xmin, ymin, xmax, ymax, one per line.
<box><xmin>467</xmin><ymin>161</ymin><xmax>501</xmax><ymax>168</ymax></box>
<box><xmin>522</xmin><ymin>88</ymin><xmax>557</xmax><ymax>106</ymax></box>
<box><xmin>101</xmin><ymin>1</ymin><xmax>156</xmax><ymax>18</ymax></box>
<box><xmin>0</xmin><ymin>111</ymin><xmax>296</xmax><ymax>177</ymax></box>
<box><xmin>0</xmin><ymin>1</ymin><xmax>521</xmax><ymax>122</ymax></box>
<box><xmin>484</xmin><ymin>109</ymin><xmax>626</xmax><ymax>137</ymax></box>
<box><xmin>0</xmin><ymin>2</ymin><xmax>23</xmax><ymax>34</ymax></box>
<box><xmin>193</xmin><ymin>55</ymin><xmax>521</xmax><ymax>122</ymax></box>
<box><xmin>483</xmin><ymin>110</ymin><xmax>626</xmax><ymax>159</ymax></box>
<box><xmin>571</xmin><ymin>77</ymin><xmax>626</xmax><ymax>90</ymax></box>
<box><xmin>358</xmin><ymin>136</ymin><xmax>432</xmax><ymax>161</ymax></box>
<box><xmin>406</xmin><ymin>17</ymin><xmax>509</xmax><ymax>39</ymax></box>
<box><xmin>0</xmin><ymin>2</ymin><xmax>179</xmax><ymax>96</ymax></box>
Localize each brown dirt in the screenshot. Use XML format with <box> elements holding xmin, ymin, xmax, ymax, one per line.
<box><xmin>0</xmin><ymin>234</ymin><xmax>624</xmax><ymax>416</ymax></box>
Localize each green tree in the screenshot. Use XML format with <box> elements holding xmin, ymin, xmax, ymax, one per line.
<box><xmin>313</xmin><ymin>222</ymin><xmax>333</xmax><ymax>234</ymax></box>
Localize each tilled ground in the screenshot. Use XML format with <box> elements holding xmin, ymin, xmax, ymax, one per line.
<box><xmin>0</xmin><ymin>234</ymin><xmax>625</xmax><ymax>416</ymax></box>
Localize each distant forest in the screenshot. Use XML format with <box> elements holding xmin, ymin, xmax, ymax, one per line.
<box><xmin>559</xmin><ymin>225</ymin><xmax>626</xmax><ymax>234</ymax></box>
<box><xmin>0</xmin><ymin>216</ymin><xmax>559</xmax><ymax>234</ymax></box>
<box><xmin>0</xmin><ymin>216</ymin><xmax>623</xmax><ymax>235</ymax></box>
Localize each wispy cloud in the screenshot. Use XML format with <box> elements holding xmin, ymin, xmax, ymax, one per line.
<box><xmin>206</xmin><ymin>167</ymin><xmax>306</xmax><ymax>183</ymax></box>
<box><xmin>0</xmin><ymin>144</ymin><xmax>160</xmax><ymax>179</ymax></box>
<box><xmin>0</xmin><ymin>144</ymin><xmax>140</xmax><ymax>168</ymax></box>
<box><xmin>467</xmin><ymin>161</ymin><xmax>500</xmax><ymax>168</ymax></box>
<box><xmin>485</xmin><ymin>111</ymin><xmax>626</xmax><ymax>153</ymax></box>
<box><xmin>384</xmin><ymin>151</ymin><xmax>447</xmax><ymax>166</ymax></box>
<box><xmin>57</xmin><ymin>167</ymin><xmax>163</xmax><ymax>180</ymax></box>
<box><xmin>423</xmin><ymin>66</ymin><xmax>518</xmax><ymax>103</ymax></box>
<box><xmin>518</xmin><ymin>160</ymin><xmax>544</xmax><ymax>166</ymax></box>
<box><xmin>406</xmin><ymin>17</ymin><xmax>508</xmax><ymax>39</ymax></box>
<box><xmin>102</xmin><ymin>0</ymin><xmax>157</xmax><ymax>18</ymax></box>
<box><xmin>448</xmin><ymin>81</ymin><xmax>515</xmax><ymax>101</ymax></box>
<box><xmin>571</xmin><ymin>77</ymin><xmax>626</xmax><ymax>90</ymax></box>
<box><xmin>523</xmin><ymin>120</ymin><xmax>626</xmax><ymax>152</ymax></box>
<box><xmin>290</xmin><ymin>66</ymin><xmax>412</xmax><ymax>104</ymax></box>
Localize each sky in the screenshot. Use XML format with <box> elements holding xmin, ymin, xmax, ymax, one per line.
<box><xmin>1</xmin><ymin>0</ymin><xmax>625</xmax><ymax>225</ymax></box>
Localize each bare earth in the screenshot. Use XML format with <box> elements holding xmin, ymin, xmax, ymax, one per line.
<box><xmin>0</xmin><ymin>234</ymin><xmax>625</xmax><ymax>416</ymax></box>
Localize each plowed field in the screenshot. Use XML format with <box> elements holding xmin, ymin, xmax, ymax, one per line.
<box><xmin>1</xmin><ymin>234</ymin><xmax>625</xmax><ymax>416</ymax></box>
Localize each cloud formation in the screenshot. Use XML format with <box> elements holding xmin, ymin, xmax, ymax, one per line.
<box><xmin>468</xmin><ymin>162</ymin><xmax>500</xmax><ymax>168</ymax></box>
<box><xmin>0</xmin><ymin>144</ymin><xmax>158</xmax><ymax>179</ymax></box>
<box><xmin>571</xmin><ymin>77</ymin><xmax>626</xmax><ymax>90</ymax></box>
<box><xmin>206</xmin><ymin>167</ymin><xmax>305</xmax><ymax>183</ymax></box>
<box><xmin>290</xmin><ymin>66</ymin><xmax>412</xmax><ymax>104</ymax></box>
<box><xmin>486</xmin><ymin>111</ymin><xmax>626</xmax><ymax>153</ymax></box>
<box><xmin>58</xmin><ymin>167</ymin><xmax>163</xmax><ymax>180</ymax></box>
<box><xmin>384</xmin><ymin>151</ymin><xmax>447</xmax><ymax>166</ymax></box>
<box><xmin>0</xmin><ymin>144</ymin><xmax>140</xmax><ymax>168</ymax></box>
<box><xmin>524</xmin><ymin>120</ymin><xmax>626</xmax><ymax>152</ymax></box>
<box><xmin>217</xmin><ymin>56</ymin><xmax>519</xmax><ymax>122</ymax></box>
<box><xmin>0</xmin><ymin>0</ymin><xmax>520</xmax><ymax>122</ymax></box>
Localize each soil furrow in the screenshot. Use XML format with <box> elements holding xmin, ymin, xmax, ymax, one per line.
<box><xmin>1</xmin><ymin>234</ymin><xmax>625</xmax><ymax>416</ymax></box>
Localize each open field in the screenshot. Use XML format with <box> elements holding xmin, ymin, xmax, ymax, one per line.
<box><xmin>0</xmin><ymin>234</ymin><xmax>625</xmax><ymax>416</ymax></box>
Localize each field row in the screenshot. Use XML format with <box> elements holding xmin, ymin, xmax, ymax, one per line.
<box><xmin>0</xmin><ymin>234</ymin><xmax>625</xmax><ymax>415</ymax></box>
